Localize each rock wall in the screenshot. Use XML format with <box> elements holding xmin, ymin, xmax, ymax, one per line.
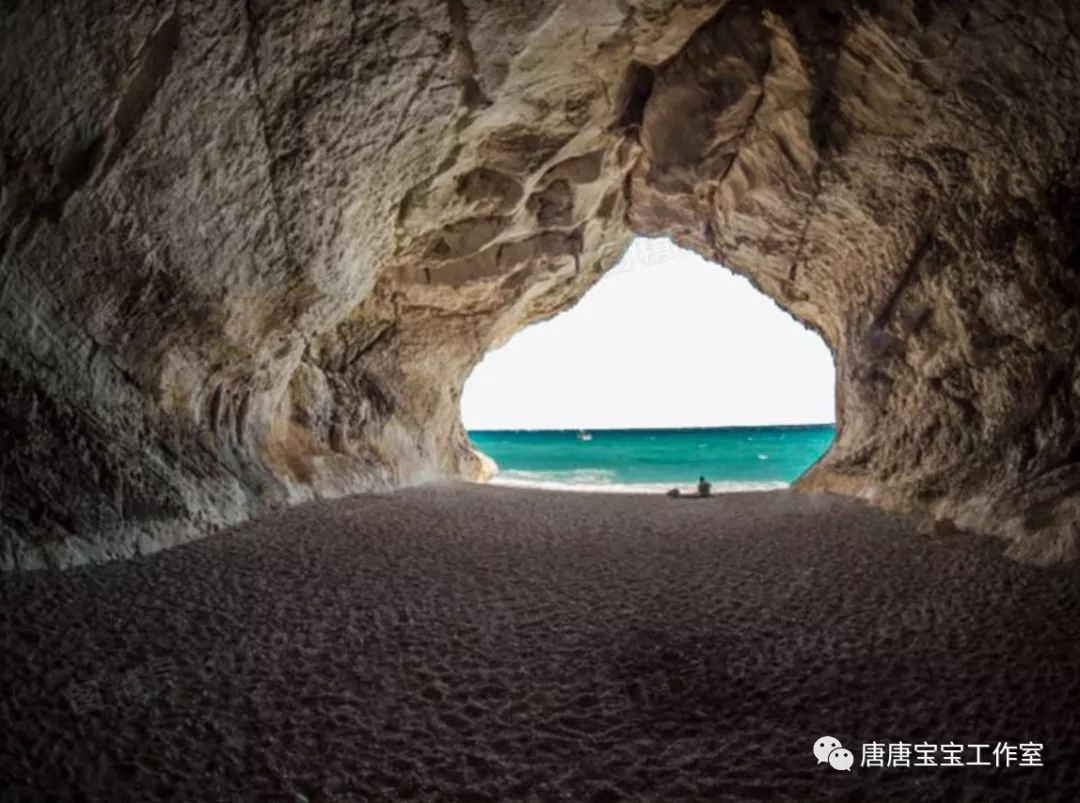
<box><xmin>625</xmin><ymin>0</ymin><xmax>1080</xmax><ymax>564</ymax></box>
<box><xmin>2</xmin><ymin>0</ymin><xmax>1079</xmax><ymax>568</ymax></box>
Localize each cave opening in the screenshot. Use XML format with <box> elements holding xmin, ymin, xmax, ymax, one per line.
<box><xmin>462</xmin><ymin>237</ymin><xmax>836</xmax><ymax>493</ymax></box>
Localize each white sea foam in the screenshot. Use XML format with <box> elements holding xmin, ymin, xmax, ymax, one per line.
<box><xmin>487</xmin><ymin>471</ymin><xmax>787</xmax><ymax>495</ymax></box>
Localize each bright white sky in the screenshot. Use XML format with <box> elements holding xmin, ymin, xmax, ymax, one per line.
<box><xmin>462</xmin><ymin>238</ymin><xmax>835</xmax><ymax>430</ymax></box>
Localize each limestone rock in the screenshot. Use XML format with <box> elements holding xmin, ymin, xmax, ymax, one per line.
<box><xmin>472</xmin><ymin>450</ymin><xmax>499</xmax><ymax>483</ymax></box>
<box><xmin>2</xmin><ymin>0</ymin><xmax>1079</xmax><ymax>567</ymax></box>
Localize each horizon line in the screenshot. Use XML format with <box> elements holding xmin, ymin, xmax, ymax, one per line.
<box><xmin>467</xmin><ymin>422</ymin><xmax>836</xmax><ymax>433</ymax></box>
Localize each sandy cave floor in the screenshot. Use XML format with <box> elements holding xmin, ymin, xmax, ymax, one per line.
<box><xmin>3</xmin><ymin>484</ymin><xmax>1080</xmax><ymax>802</ymax></box>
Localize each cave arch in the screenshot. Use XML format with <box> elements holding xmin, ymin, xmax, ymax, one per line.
<box><xmin>460</xmin><ymin>236</ymin><xmax>836</xmax><ymax>438</ymax></box>
<box><xmin>1</xmin><ymin>1</ymin><xmax>1079</xmax><ymax>568</ymax></box>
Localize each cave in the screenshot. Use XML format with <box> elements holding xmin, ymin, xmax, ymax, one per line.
<box><xmin>5</xmin><ymin>2</ymin><xmax>1080</xmax><ymax>799</ymax></box>
<box><xmin>3</xmin><ymin>0</ymin><xmax>1079</xmax><ymax>570</ymax></box>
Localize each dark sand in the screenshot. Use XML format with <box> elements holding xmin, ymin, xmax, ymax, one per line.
<box><xmin>3</xmin><ymin>485</ymin><xmax>1080</xmax><ymax>802</ymax></box>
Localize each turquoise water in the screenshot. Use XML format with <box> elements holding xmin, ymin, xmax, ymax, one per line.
<box><xmin>467</xmin><ymin>425</ymin><xmax>835</xmax><ymax>493</ymax></box>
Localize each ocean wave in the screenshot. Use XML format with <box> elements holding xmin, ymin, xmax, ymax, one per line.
<box><xmin>496</xmin><ymin>469</ymin><xmax>619</xmax><ymax>485</ymax></box>
<box><xmin>485</xmin><ymin>471</ymin><xmax>787</xmax><ymax>495</ymax></box>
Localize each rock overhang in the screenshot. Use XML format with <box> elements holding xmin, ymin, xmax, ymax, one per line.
<box><xmin>1</xmin><ymin>0</ymin><xmax>1078</xmax><ymax>568</ymax></box>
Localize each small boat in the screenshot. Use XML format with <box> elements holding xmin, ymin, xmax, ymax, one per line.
<box><xmin>577</xmin><ymin>430</ymin><xmax>592</xmax><ymax>441</ymax></box>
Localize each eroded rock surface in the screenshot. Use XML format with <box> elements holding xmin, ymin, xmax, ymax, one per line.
<box><xmin>1</xmin><ymin>0</ymin><xmax>1079</xmax><ymax>568</ymax></box>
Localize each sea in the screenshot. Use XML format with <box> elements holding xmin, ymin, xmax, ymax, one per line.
<box><xmin>467</xmin><ymin>425</ymin><xmax>836</xmax><ymax>494</ymax></box>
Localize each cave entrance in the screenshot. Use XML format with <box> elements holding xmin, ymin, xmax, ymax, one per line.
<box><xmin>462</xmin><ymin>238</ymin><xmax>836</xmax><ymax>492</ymax></box>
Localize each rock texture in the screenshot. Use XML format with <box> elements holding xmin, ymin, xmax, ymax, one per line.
<box><xmin>2</xmin><ymin>0</ymin><xmax>1079</xmax><ymax>568</ymax></box>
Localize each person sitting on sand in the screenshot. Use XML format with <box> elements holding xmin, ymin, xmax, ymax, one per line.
<box><xmin>697</xmin><ymin>475</ymin><xmax>712</xmax><ymax>497</ymax></box>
